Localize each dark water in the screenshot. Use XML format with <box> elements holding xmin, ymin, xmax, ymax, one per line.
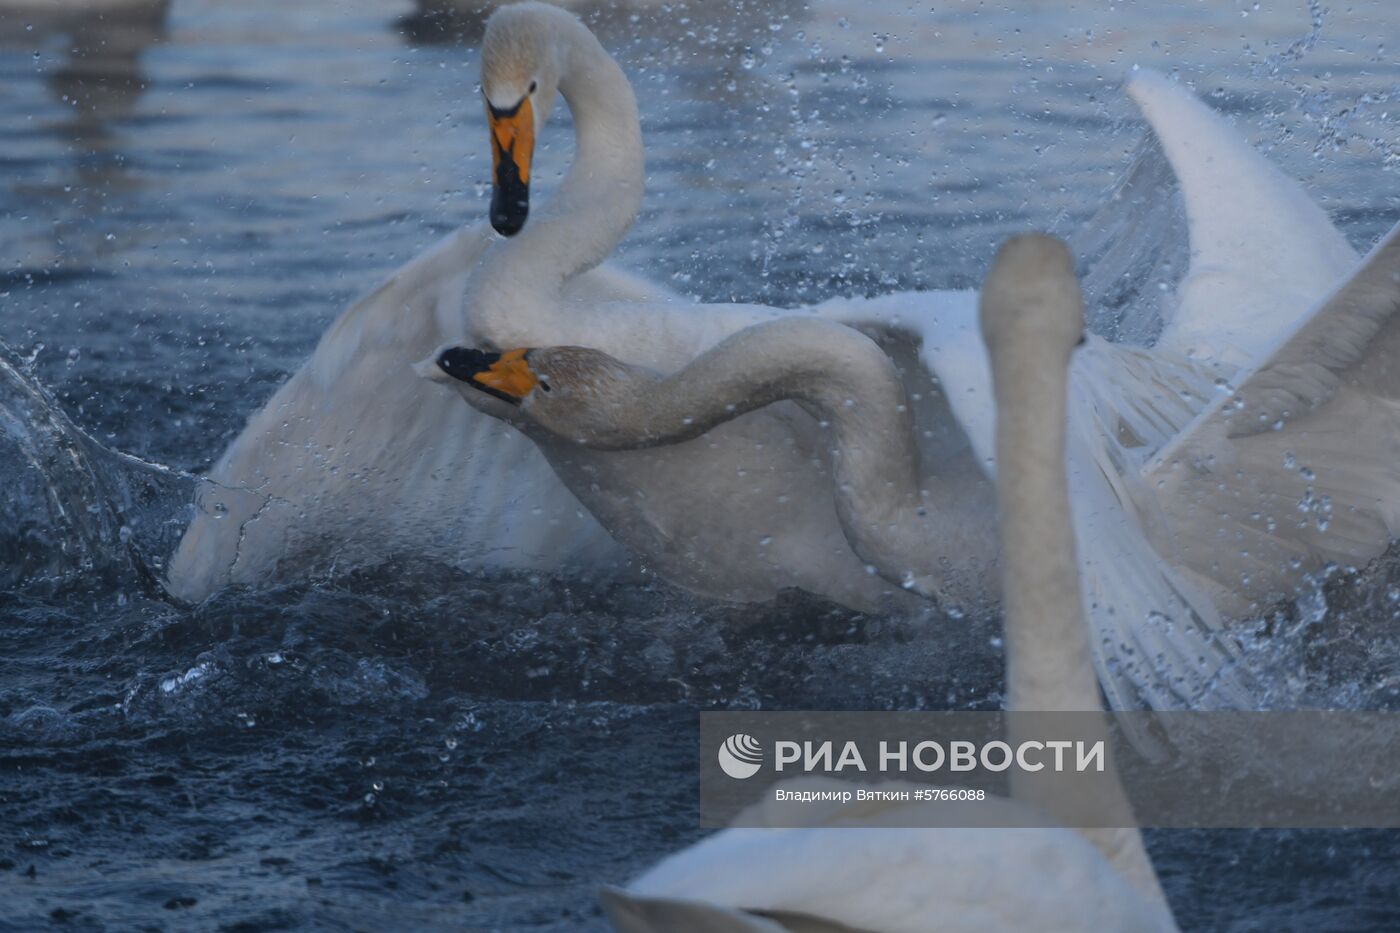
<box><xmin>2</xmin><ymin>0</ymin><xmax>1400</xmax><ymax>929</ymax></box>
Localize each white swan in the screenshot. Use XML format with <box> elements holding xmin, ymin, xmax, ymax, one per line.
<box><xmin>594</xmin><ymin>235</ymin><xmax>1177</xmax><ymax>933</ymax></box>
<box><xmin>167</xmin><ymin>2</ymin><xmax>672</xmax><ymax>601</ymax></box>
<box><xmin>419</xmin><ymin>69</ymin><xmax>1400</xmax><ymax>711</ymax></box>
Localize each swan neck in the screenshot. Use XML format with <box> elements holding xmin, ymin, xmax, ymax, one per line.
<box><xmin>586</xmin><ymin>318</ymin><xmax>985</xmax><ymax>596</ymax></box>
<box><xmin>507</xmin><ymin>23</ymin><xmax>642</xmax><ymax>291</ymax></box>
<box><xmin>991</xmin><ymin>335</ymin><xmax>1170</xmax><ymax>913</ymax></box>
<box><xmin>992</xmin><ymin>346</ymin><xmax>1098</xmax><ymax>712</ymax></box>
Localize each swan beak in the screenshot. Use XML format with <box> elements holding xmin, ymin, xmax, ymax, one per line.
<box><xmin>435</xmin><ymin>346</ymin><xmax>538</xmax><ymax>404</ymax></box>
<box><xmin>488</xmin><ymin>96</ymin><xmax>534</xmax><ymax>237</ymax></box>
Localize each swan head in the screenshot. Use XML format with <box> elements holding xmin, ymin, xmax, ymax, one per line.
<box><xmin>978</xmin><ymin>233</ymin><xmax>1085</xmax><ymax>363</ymax></box>
<box><xmin>417</xmin><ymin>343</ymin><xmax>650</xmax><ymax>448</ymax></box>
<box><xmin>481</xmin><ymin>2</ymin><xmax>573</xmax><ymax>237</ymax></box>
<box><xmin>417</xmin><ymin>346</ymin><xmax>541</xmax><ymax>404</ymax></box>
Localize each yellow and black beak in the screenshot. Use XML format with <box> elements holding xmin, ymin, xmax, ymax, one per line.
<box><xmin>487</xmin><ymin>96</ymin><xmax>534</xmax><ymax>237</ymax></box>
<box><xmin>437</xmin><ymin>346</ymin><xmax>538</xmax><ymax>404</ymax></box>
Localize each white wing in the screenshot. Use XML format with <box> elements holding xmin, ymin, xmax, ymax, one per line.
<box><xmin>810</xmin><ymin>298</ymin><xmax>1255</xmax><ymax>712</ymax></box>
<box><xmin>1123</xmin><ymin>70</ymin><xmax>1357</xmax><ymax>365</ymax></box>
<box><xmin>813</xmin><ymin>69</ymin><xmax>1371</xmax><ymax>712</ymax></box>
<box><xmin>997</xmin><ymin>71</ymin><xmax>1375</xmax><ymax>709</ymax></box>
<box><xmin>1144</xmin><ymin>220</ymin><xmax>1400</xmax><ymax>617</ymax></box>
<box><xmin>167</xmin><ymin>224</ymin><xmax>675</xmax><ymax>601</ymax></box>
<box><xmin>1067</xmin><ymin>360</ymin><xmax>1256</xmax><ymax>712</ymax></box>
<box><xmin>828</xmin><ymin>68</ymin><xmax>1360</xmax><ymax>465</ymax></box>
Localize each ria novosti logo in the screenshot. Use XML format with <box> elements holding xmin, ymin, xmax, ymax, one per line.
<box><xmin>717</xmin><ymin>733</ymin><xmax>764</xmax><ymax>779</ymax></box>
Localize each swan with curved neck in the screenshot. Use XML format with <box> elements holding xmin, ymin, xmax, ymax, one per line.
<box><xmin>466</xmin><ymin>1</ymin><xmax>645</xmax><ymax>346</ymax></box>
<box><xmin>423</xmin><ymin>313</ymin><xmax>995</xmax><ymax>605</ymax></box>
<box><xmin>165</xmin><ymin>1</ymin><xmax>670</xmax><ymax>601</ymax></box>
<box><xmin>423</xmin><ymin>207</ymin><xmax>1400</xmax><ymax>715</ymax></box>
<box><xmin>591</xmin><ymin>236</ymin><xmax>1175</xmax><ymax>933</ymax></box>
<box><xmin>429</xmin><ymin>64</ymin><xmax>1400</xmax><ymax>713</ymax></box>
<box><xmin>426</xmin><ymin>4</ymin><xmax>992</xmax><ymax>612</ymax></box>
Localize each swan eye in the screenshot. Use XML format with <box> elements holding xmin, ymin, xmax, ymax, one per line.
<box><xmin>538</xmin><ymin>378</ymin><xmax>551</xmax><ymax>393</ymax></box>
<box><xmin>529</xmin><ymin>80</ymin><xmax>538</xmax><ymax>94</ymax></box>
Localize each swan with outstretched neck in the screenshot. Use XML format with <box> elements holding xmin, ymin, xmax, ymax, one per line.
<box><xmin>589</xmin><ymin>236</ymin><xmax>1177</xmax><ymax>933</ymax></box>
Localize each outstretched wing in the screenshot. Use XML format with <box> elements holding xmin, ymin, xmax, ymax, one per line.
<box><xmin>1028</xmin><ymin>73</ymin><xmax>1386</xmax><ymax>707</ymax></box>
<box><xmin>1143</xmin><ymin>220</ymin><xmax>1400</xmax><ymax>616</ymax></box>
<box><xmin>1067</xmin><ymin>374</ymin><xmax>1256</xmax><ymax>713</ymax></box>
<box><xmin>1123</xmin><ymin>70</ymin><xmax>1357</xmax><ymax>365</ymax></box>
<box><xmin>816</xmin><ymin>296</ymin><xmax>1257</xmax><ymax>713</ymax></box>
<box><xmin>817</xmin><ymin>70</ymin><xmax>1367</xmax><ymax>713</ymax></box>
<box><xmin>167</xmin><ymin>224</ymin><xmax>671</xmax><ymax>601</ymax></box>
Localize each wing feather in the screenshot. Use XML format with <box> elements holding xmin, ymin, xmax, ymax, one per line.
<box><xmin>167</xmin><ymin>224</ymin><xmax>672</xmax><ymax>600</ymax></box>
<box><xmin>1143</xmin><ymin>220</ymin><xmax>1400</xmax><ymax>614</ymax></box>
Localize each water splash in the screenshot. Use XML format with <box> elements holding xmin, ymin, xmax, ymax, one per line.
<box><xmin>0</xmin><ymin>342</ymin><xmax>194</xmax><ymax>594</ymax></box>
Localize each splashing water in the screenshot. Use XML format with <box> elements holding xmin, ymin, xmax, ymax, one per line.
<box><xmin>3</xmin><ymin>0</ymin><xmax>1400</xmax><ymax>929</ymax></box>
<box><xmin>0</xmin><ymin>342</ymin><xmax>194</xmax><ymax>593</ymax></box>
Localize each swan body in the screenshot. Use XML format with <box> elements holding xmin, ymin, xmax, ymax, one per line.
<box><xmin>427</xmin><ymin>208</ymin><xmax>1400</xmax><ymax>711</ymax></box>
<box><xmin>596</xmin><ymin>236</ymin><xmax>1178</xmax><ymax>933</ymax></box>
<box><xmin>606</xmin><ymin>802</ymin><xmax>1171</xmax><ymax>933</ymax></box>
<box><xmin>422</xmin><ymin>315</ymin><xmax>997</xmax><ymax>606</ymax></box>
<box><xmin>425</xmin><ymin>65</ymin><xmax>1400</xmax><ymax>710</ymax></box>
<box><xmin>173</xmin><ymin>0</ymin><xmax>854</xmax><ymax>603</ymax></box>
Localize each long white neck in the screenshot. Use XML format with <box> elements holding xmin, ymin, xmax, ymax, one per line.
<box><xmin>549</xmin><ymin>316</ymin><xmax>997</xmax><ymax>604</ymax></box>
<box><xmin>467</xmin><ymin>15</ymin><xmax>643</xmax><ymax>346</ymax></box>
<box><xmin>992</xmin><ymin>336</ymin><xmax>1098</xmax><ymax>712</ymax></box>
<box><xmin>989</xmin><ymin>324</ymin><xmax>1170</xmax><ymax>914</ymax></box>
